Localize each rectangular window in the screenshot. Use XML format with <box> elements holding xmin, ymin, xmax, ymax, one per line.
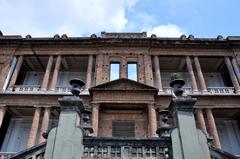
<box><xmin>112</xmin><ymin>121</ymin><xmax>135</xmax><ymax>138</ymax></box>
<box><xmin>110</xmin><ymin>63</ymin><xmax>120</xmax><ymax>81</ymax></box>
<box><xmin>127</xmin><ymin>63</ymin><xmax>137</xmax><ymax>81</ymax></box>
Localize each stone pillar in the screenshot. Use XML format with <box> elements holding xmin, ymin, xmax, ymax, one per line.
<box><xmin>41</xmin><ymin>56</ymin><xmax>54</xmax><ymax>91</ymax></box>
<box><xmin>154</xmin><ymin>56</ymin><xmax>163</xmax><ymax>91</ymax></box>
<box><xmin>92</xmin><ymin>103</ymin><xmax>99</xmax><ymax>137</ymax></box>
<box><xmin>170</xmin><ymin>97</ymin><xmax>211</xmax><ymax>159</ymax></box>
<box><xmin>186</xmin><ymin>56</ymin><xmax>198</xmax><ymax>92</ymax></box>
<box><xmin>0</xmin><ymin>105</ymin><xmax>6</xmax><ymax>128</ymax></box>
<box><xmin>194</xmin><ymin>57</ymin><xmax>207</xmax><ymax>93</ymax></box>
<box><xmin>44</xmin><ymin>95</ymin><xmax>84</xmax><ymax>159</ymax></box>
<box><xmin>38</xmin><ymin>107</ymin><xmax>51</xmax><ymax>143</ymax></box>
<box><xmin>120</xmin><ymin>57</ymin><xmax>127</xmax><ymax>79</ymax></box>
<box><xmin>195</xmin><ymin>109</ymin><xmax>207</xmax><ymax>134</ymax></box>
<box><xmin>206</xmin><ymin>109</ymin><xmax>221</xmax><ymax>149</ymax></box>
<box><xmin>148</xmin><ymin>104</ymin><xmax>157</xmax><ymax>137</ymax></box>
<box><xmin>27</xmin><ymin>107</ymin><xmax>41</xmax><ymax>148</ymax></box>
<box><xmin>50</xmin><ymin>56</ymin><xmax>62</xmax><ymax>91</ymax></box>
<box><xmin>225</xmin><ymin>57</ymin><xmax>240</xmax><ymax>94</ymax></box>
<box><xmin>85</xmin><ymin>55</ymin><xmax>94</xmax><ymax>89</ymax></box>
<box><xmin>8</xmin><ymin>56</ymin><xmax>23</xmax><ymax>89</ymax></box>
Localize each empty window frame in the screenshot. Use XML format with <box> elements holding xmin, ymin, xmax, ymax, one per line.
<box><xmin>127</xmin><ymin>63</ymin><xmax>137</xmax><ymax>81</ymax></box>
<box><xmin>110</xmin><ymin>63</ymin><xmax>120</xmax><ymax>81</ymax></box>
<box><xmin>112</xmin><ymin>121</ymin><xmax>135</xmax><ymax>138</ymax></box>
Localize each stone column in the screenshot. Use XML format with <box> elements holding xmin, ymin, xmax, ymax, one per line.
<box><xmin>148</xmin><ymin>104</ymin><xmax>157</xmax><ymax>138</ymax></box>
<box><xmin>92</xmin><ymin>103</ymin><xmax>99</xmax><ymax>137</ymax></box>
<box><xmin>120</xmin><ymin>57</ymin><xmax>127</xmax><ymax>79</ymax></box>
<box><xmin>0</xmin><ymin>105</ymin><xmax>6</xmax><ymax>128</ymax></box>
<box><xmin>225</xmin><ymin>57</ymin><xmax>240</xmax><ymax>94</ymax></box>
<box><xmin>38</xmin><ymin>107</ymin><xmax>51</xmax><ymax>143</ymax></box>
<box><xmin>85</xmin><ymin>55</ymin><xmax>94</xmax><ymax>89</ymax></box>
<box><xmin>50</xmin><ymin>55</ymin><xmax>62</xmax><ymax>91</ymax></box>
<box><xmin>8</xmin><ymin>56</ymin><xmax>23</xmax><ymax>89</ymax></box>
<box><xmin>232</xmin><ymin>58</ymin><xmax>240</xmax><ymax>82</ymax></box>
<box><xmin>27</xmin><ymin>107</ymin><xmax>41</xmax><ymax>148</ymax></box>
<box><xmin>206</xmin><ymin>109</ymin><xmax>221</xmax><ymax>149</ymax></box>
<box><xmin>194</xmin><ymin>57</ymin><xmax>207</xmax><ymax>93</ymax></box>
<box><xmin>186</xmin><ymin>56</ymin><xmax>198</xmax><ymax>92</ymax></box>
<box><xmin>154</xmin><ymin>56</ymin><xmax>163</xmax><ymax>91</ymax></box>
<box><xmin>41</xmin><ymin>56</ymin><xmax>54</xmax><ymax>91</ymax></box>
<box><xmin>195</xmin><ymin>109</ymin><xmax>207</xmax><ymax>134</ymax></box>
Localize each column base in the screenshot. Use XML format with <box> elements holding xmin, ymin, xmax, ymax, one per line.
<box><xmin>192</xmin><ymin>90</ymin><xmax>201</xmax><ymax>95</ymax></box>
<box><xmin>201</xmin><ymin>90</ymin><xmax>210</xmax><ymax>95</ymax></box>
<box><xmin>236</xmin><ymin>90</ymin><xmax>240</xmax><ymax>95</ymax></box>
<box><xmin>158</xmin><ymin>90</ymin><xmax>165</xmax><ymax>94</ymax></box>
<box><xmin>40</xmin><ymin>88</ymin><xmax>47</xmax><ymax>91</ymax></box>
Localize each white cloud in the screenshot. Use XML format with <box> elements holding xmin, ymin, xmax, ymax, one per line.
<box><xmin>0</xmin><ymin>0</ymin><xmax>138</xmax><ymax>37</ymax></box>
<box><xmin>144</xmin><ymin>24</ymin><xmax>185</xmax><ymax>37</ymax></box>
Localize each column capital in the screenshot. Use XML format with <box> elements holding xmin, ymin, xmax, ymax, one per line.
<box><xmin>147</xmin><ymin>103</ymin><xmax>155</xmax><ymax>107</ymax></box>
<box><xmin>91</xmin><ymin>103</ymin><xmax>100</xmax><ymax>109</ymax></box>
<box><xmin>34</xmin><ymin>104</ymin><xmax>52</xmax><ymax>108</ymax></box>
<box><xmin>33</xmin><ymin>105</ymin><xmax>43</xmax><ymax>109</ymax></box>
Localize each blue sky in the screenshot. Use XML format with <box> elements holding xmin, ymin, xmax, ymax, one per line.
<box><xmin>0</xmin><ymin>0</ymin><xmax>239</xmax><ymax>38</ymax></box>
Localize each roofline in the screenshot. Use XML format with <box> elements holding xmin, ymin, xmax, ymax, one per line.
<box><xmin>0</xmin><ymin>34</ymin><xmax>240</xmax><ymax>49</ymax></box>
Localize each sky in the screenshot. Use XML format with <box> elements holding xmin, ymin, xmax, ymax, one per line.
<box><xmin>0</xmin><ymin>0</ymin><xmax>239</xmax><ymax>38</ymax></box>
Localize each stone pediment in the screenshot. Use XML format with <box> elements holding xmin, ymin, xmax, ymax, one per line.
<box><xmin>89</xmin><ymin>78</ymin><xmax>158</xmax><ymax>103</ymax></box>
<box><xmin>89</xmin><ymin>78</ymin><xmax>157</xmax><ymax>92</ymax></box>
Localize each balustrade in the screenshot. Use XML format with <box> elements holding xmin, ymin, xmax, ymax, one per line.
<box><xmin>13</xmin><ymin>85</ymin><xmax>40</xmax><ymax>92</ymax></box>
<box><xmin>83</xmin><ymin>137</ymin><xmax>171</xmax><ymax>159</ymax></box>
<box><xmin>163</xmin><ymin>87</ymin><xmax>235</xmax><ymax>95</ymax></box>
<box><xmin>0</xmin><ymin>152</ymin><xmax>15</xmax><ymax>159</ymax></box>
<box><xmin>4</xmin><ymin>85</ymin><xmax>237</xmax><ymax>95</ymax></box>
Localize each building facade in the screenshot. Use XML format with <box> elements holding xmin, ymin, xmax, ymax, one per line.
<box><xmin>0</xmin><ymin>32</ymin><xmax>240</xmax><ymax>157</ymax></box>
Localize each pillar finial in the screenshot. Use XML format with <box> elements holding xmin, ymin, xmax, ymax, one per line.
<box><xmin>170</xmin><ymin>73</ymin><xmax>185</xmax><ymax>96</ymax></box>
